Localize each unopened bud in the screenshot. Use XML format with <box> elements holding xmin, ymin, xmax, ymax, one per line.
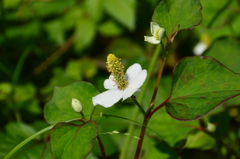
<box><xmin>71</xmin><ymin>98</ymin><xmax>82</xmax><ymax>113</ymax></box>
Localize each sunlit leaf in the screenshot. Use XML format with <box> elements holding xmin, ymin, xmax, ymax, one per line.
<box><xmin>44</xmin><ymin>81</ymin><xmax>99</xmax><ymax>125</ymax></box>
<box><xmin>152</xmin><ymin>0</ymin><xmax>202</xmax><ymax>42</ymax></box>
<box><xmin>44</xmin><ymin>20</ymin><xmax>65</xmax><ymax>45</ymax></box>
<box><xmin>185</xmin><ymin>131</ymin><xmax>215</xmax><ymax>150</ymax></box>
<box><xmin>165</xmin><ymin>56</ymin><xmax>240</xmax><ymax>120</ymax></box>
<box><xmin>74</xmin><ymin>19</ymin><xmax>96</xmax><ymax>52</ymax></box>
<box><xmin>98</xmin><ymin>20</ymin><xmax>123</xmax><ymax>36</ymax></box>
<box><xmin>50</xmin><ymin>120</ymin><xmax>98</xmax><ymax>159</ymax></box>
<box><xmin>103</xmin><ymin>0</ymin><xmax>136</xmax><ymax>30</ymax></box>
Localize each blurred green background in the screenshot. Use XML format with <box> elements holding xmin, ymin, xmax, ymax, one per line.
<box><xmin>1</xmin><ymin>0</ymin><xmax>240</xmax><ymax>158</ymax></box>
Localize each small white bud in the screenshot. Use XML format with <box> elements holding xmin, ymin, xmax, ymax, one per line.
<box><xmin>71</xmin><ymin>98</ymin><xmax>82</xmax><ymax>113</ymax></box>
<box><xmin>112</xmin><ymin>130</ymin><xmax>119</xmax><ymax>134</ymax></box>
<box><xmin>207</xmin><ymin>122</ymin><xmax>216</xmax><ymax>132</ymax></box>
<box><xmin>133</xmin><ymin>136</ymin><xmax>140</xmax><ymax>140</ymax></box>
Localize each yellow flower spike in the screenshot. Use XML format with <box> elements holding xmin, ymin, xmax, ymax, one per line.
<box><xmin>106</xmin><ymin>54</ymin><xmax>128</xmax><ymax>90</ymax></box>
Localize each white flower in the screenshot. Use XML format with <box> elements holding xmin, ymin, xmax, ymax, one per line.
<box><xmin>71</xmin><ymin>98</ymin><xmax>82</xmax><ymax>112</ymax></box>
<box><xmin>92</xmin><ymin>54</ymin><xmax>147</xmax><ymax>108</ymax></box>
<box><xmin>144</xmin><ymin>22</ymin><xmax>165</xmax><ymax>44</ymax></box>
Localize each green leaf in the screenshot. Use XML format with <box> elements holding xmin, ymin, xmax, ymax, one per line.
<box><xmin>145</xmin><ymin>141</ymin><xmax>178</xmax><ymax>159</ymax></box>
<box><xmin>102</xmin><ymin>0</ymin><xmax>136</xmax><ymax>30</ymax></box>
<box><xmin>149</xmin><ymin>107</ymin><xmax>198</xmax><ymax>147</ymax></box>
<box><xmin>200</xmin><ymin>0</ymin><xmax>234</xmax><ymax>27</ymax></box>
<box><xmin>5</xmin><ymin>122</ymin><xmax>37</xmax><ymax>139</ymax></box>
<box><xmin>4</xmin><ymin>0</ymin><xmax>22</xmax><ymax>9</ymax></box>
<box><xmin>185</xmin><ymin>131</ymin><xmax>215</xmax><ymax>150</ymax></box>
<box><xmin>74</xmin><ymin>19</ymin><xmax>96</xmax><ymax>52</ymax></box>
<box><xmin>166</xmin><ymin>56</ymin><xmax>240</xmax><ymax>120</ymax></box>
<box><xmin>204</xmin><ymin>38</ymin><xmax>240</xmax><ymax>73</ymax></box>
<box><xmin>0</xmin><ymin>122</ymin><xmax>52</xmax><ymax>159</ymax></box>
<box><xmin>98</xmin><ymin>20</ymin><xmax>123</xmax><ymax>36</ymax></box>
<box><xmin>44</xmin><ymin>20</ymin><xmax>65</xmax><ymax>45</ymax></box>
<box><xmin>50</xmin><ymin>120</ymin><xmax>99</xmax><ymax>159</ymax></box>
<box><xmin>152</xmin><ymin>0</ymin><xmax>202</xmax><ymax>42</ymax></box>
<box><xmin>0</xmin><ymin>82</ymin><xmax>12</xmax><ymax>100</ymax></box>
<box><xmin>44</xmin><ymin>81</ymin><xmax>99</xmax><ymax>125</ymax></box>
<box><xmin>204</xmin><ymin>38</ymin><xmax>240</xmax><ymax>106</ymax></box>
<box><xmin>146</xmin><ymin>76</ymin><xmax>198</xmax><ymax>147</ymax></box>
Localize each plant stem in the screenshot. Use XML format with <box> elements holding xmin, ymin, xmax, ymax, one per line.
<box><xmin>4</xmin><ymin>125</ymin><xmax>53</xmax><ymax>159</ymax></box>
<box><xmin>131</xmin><ymin>95</ymin><xmax>145</xmax><ymax>116</ymax></box>
<box><xmin>149</xmin><ymin>57</ymin><xmax>166</xmax><ymax>108</ymax></box>
<box><xmin>134</xmin><ymin>42</ymin><xmax>168</xmax><ymax>158</ymax></box>
<box><xmin>207</xmin><ymin>0</ymin><xmax>232</xmax><ymax>28</ymax></box>
<box><xmin>119</xmin><ymin>44</ymin><xmax>162</xmax><ymax>159</ymax></box>
<box><xmin>12</xmin><ymin>47</ymin><xmax>32</xmax><ymax>85</ymax></box>
<box><xmin>134</xmin><ymin>100</ymin><xmax>167</xmax><ymax>158</ymax></box>
<box><xmin>134</xmin><ymin>118</ymin><xmax>149</xmax><ymax>159</ymax></box>
<box><xmin>96</xmin><ymin>135</ymin><xmax>107</xmax><ymax>159</ymax></box>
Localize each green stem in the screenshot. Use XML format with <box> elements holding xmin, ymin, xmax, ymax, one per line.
<box><xmin>80</xmin><ymin>111</ymin><xmax>87</xmax><ymax>121</ymax></box>
<box><xmin>4</xmin><ymin>125</ymin><xmax>53</xmax><ymax>159</ymax></box>
<box><xmin>10</xmin><ymin>47</ymin><xmax>32</xmax><ymax>122</ymax></box>
<box><xmin>12</xmin><ymin>47</ymin><xmax>32</xmax><ymax>85</ymax></box>
<box><xmin>131</xmin><ymin>95</ymin><xmax>145</xmax><ymax>116</ymax></box>
<box><xmin>119</xmin><ymin>44</ymin><xmax>162</xmax><ymax>159</ymax></box>
<box><xmin>0</xmin><ymin>62</ymin><xmax>12</xmax><ymax>78</ymax></box>
<box><xmin>207</xmin><ymin>0</ymin><xmax>232</xmax><ymax>28</ymax></box>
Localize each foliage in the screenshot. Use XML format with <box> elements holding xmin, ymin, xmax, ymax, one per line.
<box><xmin>1</xmin><ymin>0</ymin><xmax>240</xmax><ymax>158</ymax></box>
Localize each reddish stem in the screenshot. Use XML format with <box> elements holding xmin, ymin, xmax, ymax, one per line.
<box><xmin>96</xmin><ymin>135</ymin><xmax>107</xmax><ymax>159</ymax></box>
<box><xmin>149</xmin><ymin>57</ymin><xmax>166</xmax><ymax>108</ymax></box>
<box><xmin>134</xmin><ymin>118</ymin><xmax>149</xmax><ymax>159</ymax></box>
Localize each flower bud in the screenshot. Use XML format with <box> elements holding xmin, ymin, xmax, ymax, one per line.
<box><xmin>71</xmin><ymin>98</ymin><xmax>82</xmax><ymax>113</ymax></box>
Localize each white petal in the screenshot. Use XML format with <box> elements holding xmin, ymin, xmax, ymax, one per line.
<box><xmin>104</xmin><ymin>75</ymin><xmax>117</xmax><ymax>89</ymax></box>
<box><xmin>122</xmin><ymin>88</ymin><xmax>139</xmax><ymax>100</ymax></box>
<box><xmin>144</xmin><ymin>36</ymin><xmax>160</xmax><ymax>44</ymax></box>
<box><xmin>126</xmin><ymin>63</ymin><xmax>142</xmax><ymax>83</ymax></box>
<box><xmin>129</xmin><ymin>70</ymin><xmax>147</xmax><ymax>88</ymax></box>
<box><xmin>150</xmin><ymin>22</ymin><xmax>160</xmax><ymax>35</ymax></box>
<box><xmin>158</xmin><ymin>28</ymin><xmax>165</xmax><ymax>40</ymax></box>
<box><xmin>92</xmin><ymin>89</ymin><xmax>123</xmax><ymax>108</ymax></box>
<box><xmin>193</xmin><ymin>42</ymin><xmax>208</xmax><ymax>55</ymax></box>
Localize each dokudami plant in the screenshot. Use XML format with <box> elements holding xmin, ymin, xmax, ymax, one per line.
<box><xmin>4</xmin><ymin>0</ymin><xmax>240</xmax><ymax>158</ymax></box>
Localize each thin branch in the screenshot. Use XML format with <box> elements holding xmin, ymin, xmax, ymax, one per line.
<box><xmin>149</xmin><ymin>57</ymin><xmax>166</xmax><ymax>108</ymax></box>
<box><xmin>131</xmin><ymin>95</ymin><xmax>145</xmax><ymax>116</ymax></box>
<box><xmin>134</xmin><ymin>119</ymin><xmax>149</xmax><ymax>159</ymax></box>
<box><xmin>33</xmin><ymin>34</ymin><xmax>75</xmax><ymax>75</ymax></box>
<box><xmin>96</xmin><ymin>135</ymin><xmax>107</xmax><ymax>159</ymax></box>
<box><xmin>207</xmin><ymin>0</ymin><xmax>232</xmax><ymax>28</ymax></box>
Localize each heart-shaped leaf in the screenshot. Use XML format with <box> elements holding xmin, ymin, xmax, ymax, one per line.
<box><xmin>50</xmin><ymin>120</ymin><xmax>99</xmax><ymax>159</ymax></box>
<box><xmin>152</xmin><ymin>0</ymin><xmax>202</xmax><ymax>42</ymax></box>
<box><xmin>44</xmin><ymin>81</ymin><xmax>99</xmax><ymax>125</ymax></box>
<box><xmin>165</xmin><ymin>56</ymin><xmax>240</xmax><ymax>120</ymax></box>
